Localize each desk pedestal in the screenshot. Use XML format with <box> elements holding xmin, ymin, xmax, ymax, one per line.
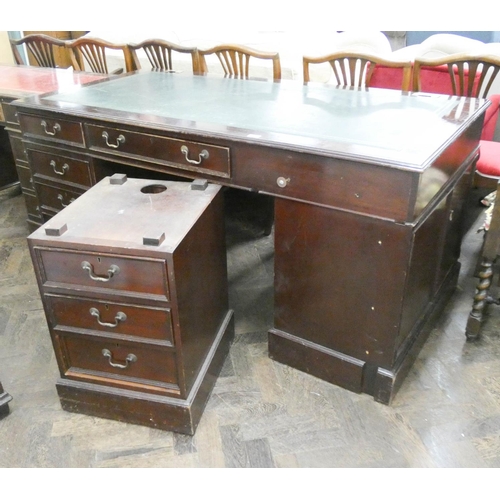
<box><xmin>269</xmin><ymin>167</ymin><xmax>470</xmax><ymax>404</ymax></box>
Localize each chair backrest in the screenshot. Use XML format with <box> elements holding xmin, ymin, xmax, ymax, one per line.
<box><xmin>198</xmin><ymin>44</ymin><xmax>281</xmax><ymax>80</ymax></box>
<box><xmin>67</xmin><ymin>37</ymin><xmax>137</xmax><ymax>74</ymax></box>
<box><xmin>303</xmin><ymin>51</ymin><xmax>412</xmax><ymax>91</ymax></box>
<box><xmin>412</xmin><ymin>53</ymin><xmax>500</xmax><ymax>98</ymax></box>
<box><xmin>10</xmin><ymin>34</ymin><xmax>68</xmax><ymax>68</ymax></box>
<box><xmin>128</xmin><ymin>39</ymin><xmax>200</xmax><ymax>73</ymax></box>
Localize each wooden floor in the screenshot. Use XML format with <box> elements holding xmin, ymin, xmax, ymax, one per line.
<box><xmin>1</xmin><ymin>184</ymin><xmax>500</xmax><ymax>468</ymax></box>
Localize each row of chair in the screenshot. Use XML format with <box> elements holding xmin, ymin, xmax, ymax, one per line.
<box><xmin>10</xmin><ymin>34</ymin><xmax>282</xmax><ymax>79</ymax></box>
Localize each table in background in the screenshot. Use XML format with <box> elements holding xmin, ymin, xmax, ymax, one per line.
<box><xmin>0</xmin><ymin>65</ymin><xmax>106</xmax><ymax>226</ymax></box>
<box><xmin>14</xmin><ymin>72</ymin><xmax>488</xmax><ymax>404</ymax></box>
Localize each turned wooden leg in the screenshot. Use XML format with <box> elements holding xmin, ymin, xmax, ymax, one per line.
<box><xmin>466</xmin><ymin>258</ymin><xmax>497</xmax><ymax>340</ymax></box>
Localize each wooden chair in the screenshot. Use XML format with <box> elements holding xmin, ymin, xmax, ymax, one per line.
<box><xmin>128</xmin><ymin>39</ymin><xmax>200</xmax><ymax>73</ymax></box>
<box><xmin>302</xmin><ymin>51</ymin><xmax>412</xmax><ymax>91</ymax></box>
<box><xmin>67</xmin><ymin>37</ymin><xmax>137</xmax><ymax>74</ymax></box>
<box><xmin>10</xmin><ymin>34</ymin><xmax>68</xmax><ymax>68</ymax></box>
<box><xmin>413</xmin><ymin>54</ymin><xmax>500</xmax><ymax>190</ymax></box>
<box><xmin>466</xmin><ymin>181</ymin><xmax>500</xmax><ymax>341</ymax></box>
<box><xmin>198</xmin><ymin>44</ymin><xmax>281</xmax><ymax>80</ymax></box>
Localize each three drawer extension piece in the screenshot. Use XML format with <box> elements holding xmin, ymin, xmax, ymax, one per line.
<box><xmin>28</xmin><ymin>175</ymin><xmax>234</xmax><ymax>435</ymax></box>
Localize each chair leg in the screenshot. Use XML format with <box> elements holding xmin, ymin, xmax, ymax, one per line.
<box><xmin>466</xmin><ymin>258</ymin><xmax>498</xmax><ymax>340</ymax></box>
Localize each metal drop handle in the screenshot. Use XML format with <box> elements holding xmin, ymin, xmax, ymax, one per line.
<box><xmin>102</xmin><ymin>131</ymin><xmax>126</xmax><ymax>149</ymax></box>
<box><xmin>102</xmin><ymin>348</ymin><xmax>137</xmax><ymax>369</ymax></box>
<box><xmin>57</xmin><ymin>194</ymin><xmax>75</xmax><ymax>207</ymax></box>
<box><xmin>50</xmin><ymin>160</ymin><xmax>69</xmax><ymax>176</ymax></box>
<box><xmin>81</xmin><ymin>261</ymin><xmax>120</xmax><ymax>282</ymax></box>
<box><xmin>41</xmin><ymin>120</ymin><xmax>61</xmax><ymax>136</ymax></box>
<box><xmin>90</xmin><ymin>307</ymin><xmax>127</xmax><ymax>328</ymax></box>
<box><xmin>180</xmin><ymin>145</ymin><xmax>209</xmax><ymax>165</ymax></box>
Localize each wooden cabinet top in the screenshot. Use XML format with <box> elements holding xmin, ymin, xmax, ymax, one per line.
<box><xmin>14</xmin><ymin>71</ymin><xmax>489</xmax><ymax>171</ymax></box>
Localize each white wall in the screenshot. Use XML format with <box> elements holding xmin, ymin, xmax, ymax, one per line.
<box><xmin>0</xmin><ymin>32</ymin><xmax>14</xmax><ymax>64</ymax></box>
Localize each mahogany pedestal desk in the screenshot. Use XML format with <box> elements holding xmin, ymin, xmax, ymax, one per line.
<box><xmin>15</xmin><ymin>73</ymin><xmax>488</xmax><ymax>405</ymax></box>
<box><xmin>0</xmin><ymin>65</ymin><xmax>105</xmax><ymax>225</ymax></box>
<box><xmin>28</xmin><ymin>175</ymin><xmax>233</xmax><ymax>434</ymax></box>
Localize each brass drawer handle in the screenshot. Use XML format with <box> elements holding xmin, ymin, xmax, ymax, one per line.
<box><xmin>41</xmin><ymin>120</ymin><xmax>61</xmax><ymax>136</ymax></box>
<box><xmin>180</xmin><ymin>145</ymin><xmax>209</xmax><ymax>165</ymax></box>
<box><xmin>102</xmin><ymin>348</ymin><xmax>137</xmax><ymax>369</ymax></box>
<box><xmin>102</xmin><ymin>131</ymin><xmax>125</xmax><ymax>149</ymax></box>
<box><xmin>57</xmin><ymin>194</ymin><xmax>75</xmax><ymax>207</ymax></box>
<box><xmin>90</xmin><ymin>307</ymin><xmax>127</xmax><ymax>328</ymax></box>
<box><xmin>50</xmin><ymin>160</ymin><xmax>69</xmax><ymax>176</ymax></box>
<box><xmin>81</xmin><ymin>261</ymin><xmax>120</xmax><ymax>282</ymax></box>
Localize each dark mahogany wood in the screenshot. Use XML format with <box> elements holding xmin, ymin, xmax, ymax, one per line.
<box><xmin>28</xmin><ymin>176</ymin><xmax>233</xmax><ymax>434</ymax></box>
<box><xmin>15</xmin><ymin>73</ymin><xmax>488</xmax><ymax>405</ymax></box>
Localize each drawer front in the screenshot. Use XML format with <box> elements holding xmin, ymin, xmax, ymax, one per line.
<box><xmin>58</xmin><ymin>333</ymin><xmax>179</xmax><ymax>393</ymax></box>
<box><xmin>46</xmin><ymin>294</ymin><xmax>174</xmax><ymax>345</ymax></box>
<box><xmin>18</xmin><ymin>113</ymin><xmax>84</xmax><ymax>145</ymax></box>
<box><xmin>35</xmin><ymin>181</ymin><xmax>83</xmax><ymax>214</ymax></box>
<box><xmin>232</xmin><ymin>144</ymin><xmax>414</xmax><ymax>221</ymax></box>
<box><xmin>86</xmin><ymin>124</ymin><xmax>231</xmax><ymax>178</ymax></box>
<box><xmin>28</xmin><ymin>149</ymin><xmax>93</xmax><ymax>187</ymax></box>
<box><xmin>35</xmin><ymin>248</ymin><xmax>169</xmax><ymax>299</ymax></box>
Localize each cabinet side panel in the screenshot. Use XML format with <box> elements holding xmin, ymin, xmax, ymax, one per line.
<box><xmin>171</xmin><ymin>192</ymin><xmax>230</xmax><ymax>394</ymax></box>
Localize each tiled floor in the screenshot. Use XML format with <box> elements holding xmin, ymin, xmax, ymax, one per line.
<box><xmin>1</xmin><ymin>184</ymin><xmax>500</xmax><ymax>468</ymax></box>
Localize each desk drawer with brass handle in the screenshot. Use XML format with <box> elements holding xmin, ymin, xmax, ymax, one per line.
<box><xmin>33</xmin><ymin>247</ymin><xmax>170</xmax><ymax>300</ymax></box>
<box><xmin>28</xmin><ymin>149</ymin><xmax>93</xmax><ymax>187</ymax></box>
<box><xmin>57</xmin><ymin>333</ymin><xmax>179</xmax><ymax>395</ymax></box>
<box><xmin>18</xmin><ymin>113</ymin><xmax>85</xmax><ymax>145</ymax></box>
<box><xmin>86</xmin><ymin>124</ymin><xmax>231</xmax><ymax>178</ymax></box>
<box><xmin>35</xmin><ymin>181</ymin><xmax>84</xmax><ymax>216</ymax></box>
<box><xmin>45</xmin><ymin>294</ymin><xmax>174</xmax><ymax>345</ymax></box>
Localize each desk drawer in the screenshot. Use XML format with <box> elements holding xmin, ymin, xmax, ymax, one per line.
<box><xmin>46</xmin><ymin>294</ymin><xmax>174</xmax><ymax>345</ymax></box>
<box><xmin>58</xmin><ymin>333</ymin><xmax>179</xmax><ymax>393</ymax></box>
<box><xmin>34</xmin><ymin>247</ymin><xmax>170</xmax><ymax>300</ymax></box>
<box><xmin>18</xmin><ymin>113</ymin><xmax>84</xmax><ymax>145</ymax></box>
<box><xmin>35</xmin><ymin>181</ymin><xmax>83</xmax><ymax>214</ymax></box>
<box><xmin>86</xmin><ymin>124</ymin><xmax>231</xmax><ymax>178</ymax></box>
<box><xmin>28</xmin><ymin>149</ymin><xmax>93</xmax><ymax>188</ymax></box>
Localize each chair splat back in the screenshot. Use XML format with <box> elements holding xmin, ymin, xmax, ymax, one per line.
<box><xmin>10</xmin><ymin>34</ymin><xmax>68</xmax><ymax>68</ymax></box>
<box><xmin>303</xmin><ymin>51</ymin><xmax>412</xmax><ymax>91</ymax></box>
<box><xmin>413</xmin><ymin>53</ymin><xmax>500</xmax><ymax>98</ymax></box>
<box><xmin>199</xmin><ymin>44</ymin><xmax>281</xmax><ymax>80</ymax></box>
<box><xmin>128</xmin><ymin>39</ymin><xmax>200</xmax><ymax>73</ymax></box>
<box><xmin>68</xmin><ymin>37</ymin><xmax>136</xmax><ymax>74</ymax></box>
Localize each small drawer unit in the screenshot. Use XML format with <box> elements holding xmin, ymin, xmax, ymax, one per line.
<box><xmin>28</xmin><ymin>175</ymin><xmax>234</xmax><ymax>435</ymax></box>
